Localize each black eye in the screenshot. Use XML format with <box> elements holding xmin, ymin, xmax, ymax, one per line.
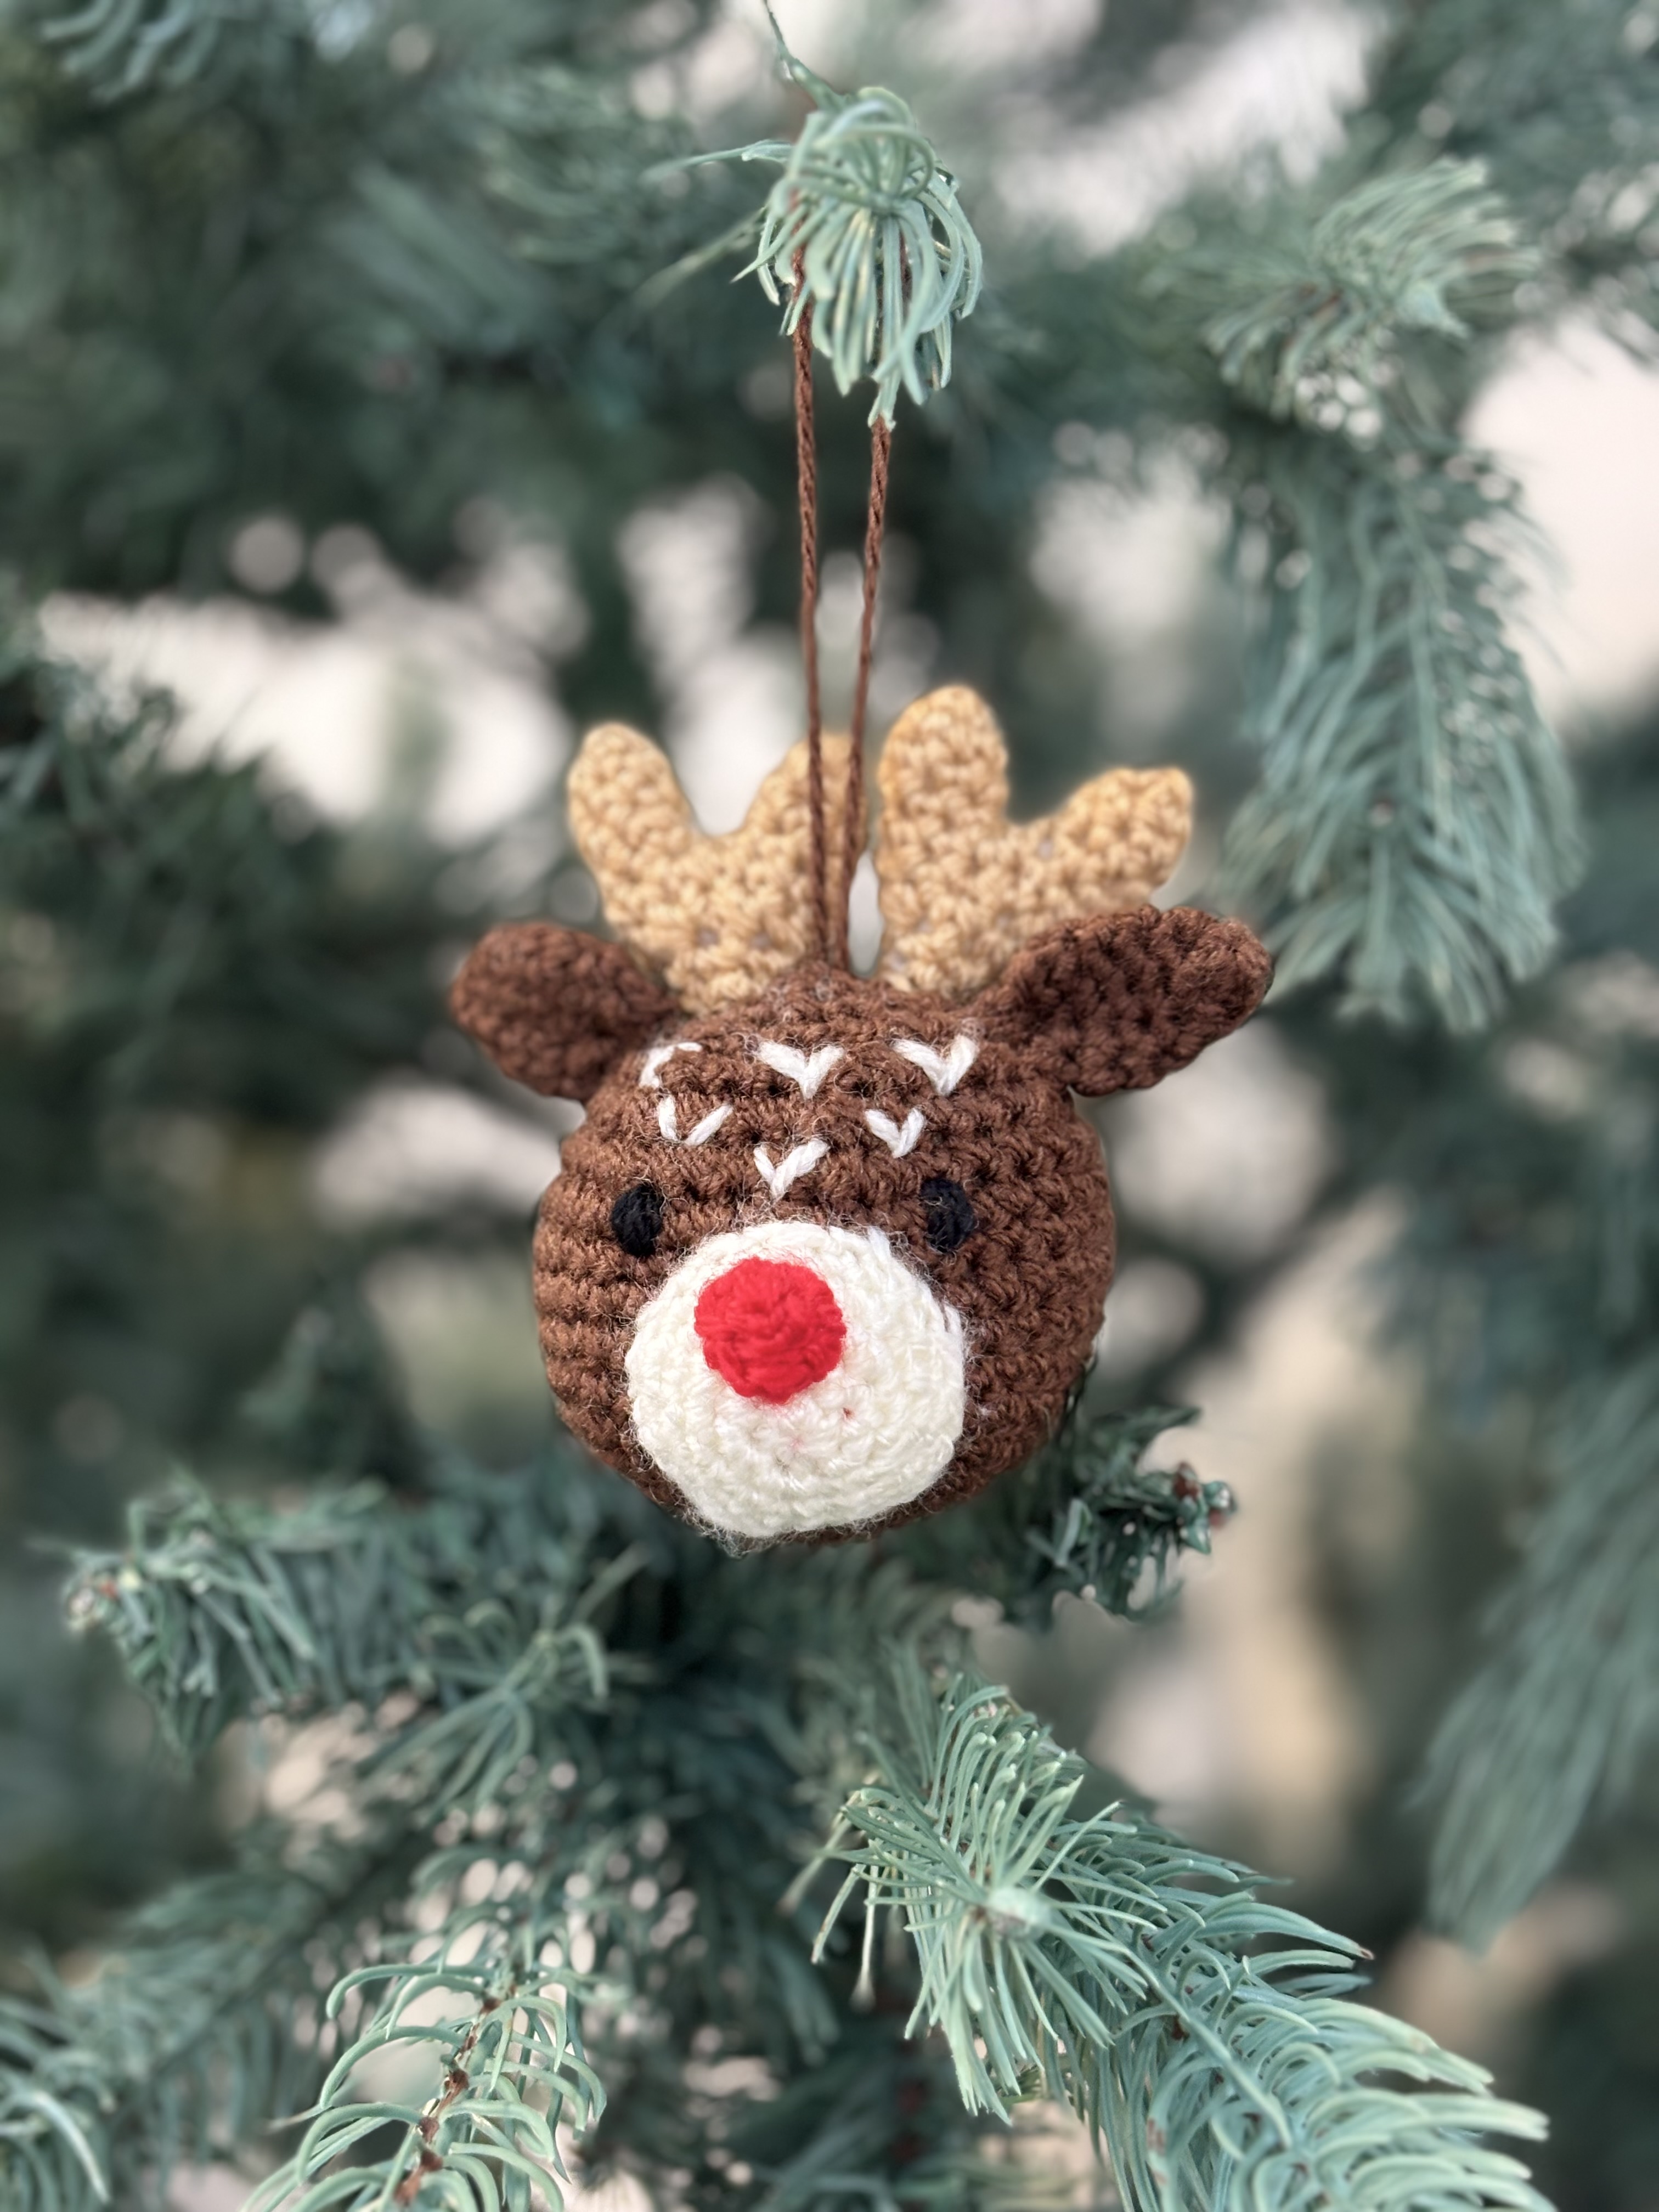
<box><xmin>611</xmin><ymin>1182</ymin><xmax>665</xmax><ymax>1260</ymax></box>
<box><xmin>921</xmin><ymin>1176</ymin><xmax>977</xmax><ymax>1256</ymax></box>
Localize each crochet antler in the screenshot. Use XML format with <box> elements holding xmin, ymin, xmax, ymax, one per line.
<box><xmin>568</xmin><ymin>726</ymin><xmax>862</xmax><ymax>1016</ymax></box>
<box><xmin>873</xmin><ymin>686</ymin><xmax>1193</xmax><ymax>1000</ymax></box>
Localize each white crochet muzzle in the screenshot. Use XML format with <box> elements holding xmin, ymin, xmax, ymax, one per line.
<box><xmin>624</xmin><ymin>1218</ymin><xmax>967</xmax><ymax>1541</ymax></box>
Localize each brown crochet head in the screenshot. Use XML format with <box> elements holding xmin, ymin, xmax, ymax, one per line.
<box><xmin>452</xmin><ymin>685</ymin><xmax>1270</xmax><ymax>1547</ymax></box>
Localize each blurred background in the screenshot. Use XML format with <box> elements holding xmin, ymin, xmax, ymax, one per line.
<box><xmin>4</xmin><ymin>1</ymin><xmax>1659</xmax><ymax>2205</ymax></box>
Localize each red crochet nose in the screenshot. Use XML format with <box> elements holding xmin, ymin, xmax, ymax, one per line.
<box><xmin>694</xmin><ymin>1257</ymin><xmax>846</xmax><ymax>1404</ymax></box>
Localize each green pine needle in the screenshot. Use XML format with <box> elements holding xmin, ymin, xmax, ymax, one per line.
<box><xmin>678</xmin><ymin>13</ymin><xmax>982</xmax><ymax>423</ymax></box>
<box><xmin>1198</xmin><ymin>161</ymin><xmax>1537</xmax><ymax>430</ymax></box>
<box><xmin>65</xmin><ymin>1472</ymin><xmax>631</xmax><ymax>1796</ymax></box>
<box><xmin>1422</xmin><ymin>1359</ymin><xmax>1659</xmax><ymax>1946</ymax></box>
<box><xmin>249</xmin><ymin>1878</ymin><xmax>604</xmax><ymax>2212</ymax></box>
<box><xmin>818</xmin><ymin>1664</ymin><xmax>1551</xmax><ymax>2212</ymax></box>
<box><xmin>1022</xmin><ymin>1405</ymin><xmax>1232</xmax><ymax>1620</ymax></box>
<box><xmin>0</xmin><ymin>1826</ymin><xmax>424</xmax><ymax>2212</ymax></box>
<box><xmin>38</xmin><ymin>0</ymin><xmax>305</xmax><ymax>98</ymax></box>
<box><xmin>36</xmin><ymin>1447</ymin><xmax>1564</xmax><ymax>2212</ymax></box>
<box><xmin>1218</xmin><ymin>437</ymin><xmax>1583</xmax><ymax>1031</ymax></box>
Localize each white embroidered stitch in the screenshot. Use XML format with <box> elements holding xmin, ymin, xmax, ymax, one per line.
<box><xmin>753</xmin><ymin>1138</ymin><xmax>828</xmax><ymax>1198</ymax></box>
<box><xmin>657</xmin><ymin>1097</ymin><xmax>731</xmax><ymax>1145</ymax></box>
<box><xmin>753</xmin><ymin>1040</ymin><xmax>844</xmax><ymax>1097</ymax></box>
<box><xmin>639</xmin><ymin>1040</ymin><xmax>702</xmax><ymax>1090</ymax></box>
<box><xmin>893</xmin><ymin>1034</ymin><xmax>979</xmax><ymax>1095</ymax></box>
<box><xmin>865</xmin><ymin>1107</ymin><xmax>926</xmax><ymax>1157</ymax></box>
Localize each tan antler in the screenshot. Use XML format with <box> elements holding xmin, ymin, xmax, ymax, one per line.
<box><xmin>568</xmin><ymin>725</ymin><xmax>861</xmax><ymax>1015</ymax></box>
<box><xmin>873</xmin><ymin>686</ymin><xmax>1192</xmax><ymax>1000</ymax></box>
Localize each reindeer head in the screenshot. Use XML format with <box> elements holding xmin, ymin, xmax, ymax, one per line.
<box><xmin>452</xmin><ymin>686</ymin><xmax>1269</xmax><ymax>1546</ymax></box>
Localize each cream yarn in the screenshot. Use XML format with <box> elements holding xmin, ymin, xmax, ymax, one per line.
<box><xmin>873</xmin><ymin>685</ymin><xmax>1192</xmax><ymax>1000</ymax></box>
<box><xmin>568</xmin><ymin>726</ymin><xmax>860</xmax><ymax>1017</ymax></box>
<box><xmin>624</xmin><ymin>1219</ymin><xmax>967</xmax><ymax>1541</ymax></box>
<box><xmin>567</xmin><ymin>685</ymin><xmax>1192</xmax><ymax>1012</ymax></box>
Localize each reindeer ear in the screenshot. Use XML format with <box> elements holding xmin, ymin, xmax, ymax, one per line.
<box><xmin>450</xmin><ymin>924</ymin><xmax>679</xmax><ymax>1102</ymax></box>
<box><xmin>974</xmin><ymin>906</ymin><xmax>1272</xmax><ymax>1095</ymax></box>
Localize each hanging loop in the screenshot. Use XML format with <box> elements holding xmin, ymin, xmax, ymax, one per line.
<box><xmin>791</xmin><ymin>249</ymin><xmax>829</xmax><ymax>966</ymax></box>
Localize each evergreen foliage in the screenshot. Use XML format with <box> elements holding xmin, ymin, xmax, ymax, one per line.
<box><xmin>817</xmin><ymin>1668</ymin><xmax>1548</xmax><ymax>2208</ymax></box>
<box><xmin>1218</xmin><ymin>435</ymin><xmax>1580</xmax><ymax>1030</ymax></box>
<box><xmin>1</xmin><ymin>1824</ymin><xmax>421</xmax><ymax>2210</ymax></box>
<box><xmin>1</xmin><ymin>1</ymin><xmax>1657</xmax><ymax>2207</ymax></box>
<box><xmin>1421</xmin><ymin>1364</ymin><xmax>1659</xmax><ymax>1946</ymax></box>
<box><xmin>66</xmin><ymin>1472</ymin><xmax>619</xmax><ymax>1773</ymax></box>
<box><xmin>0</xmin><ymin>0</ymin><xmax>1595</xmax><ymax>1024</ymax></box>
<box><xmin>11</xmin><ymin>1435</ymin><xmax>1554</xmax><ymax>2211</ymax></box>
<box><xmin>1195</xmin><ymin>161</ymin><xmax>1535</xmax><ymax>430</ymax></box>
<box><xmin>1014</xmin><ymin>1405</ymin><xmax>1233</xmax><ymax>1623</ymax></box>
<box><xmin>36</xmin><ymin>0</ymin><xmax>308</xmax><ymax>99</ymax></box>
<box><xmin>1295</xmin><ymin>713</ymin><xmax>1659</xmax><ymax>1948</ymax></box>
<box><xmin>251</xmin><ymin>1898</ymin><xmax>603</xmax><ymax>2212</ymax></box>
<box><xmin>686</xmin><ymin>19</ymin><xmax>983</xmax><ymax>422</ymax></box>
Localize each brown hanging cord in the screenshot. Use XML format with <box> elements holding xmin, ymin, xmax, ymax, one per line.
<box><xmin>792</xmin><ymin>252</ymin><xmax>895</xmax><ymax>971</ymax></box>
<box><xmin>792</xmin><ymin>251</ymin><xmax>828</xmax><ymax>966</ymax></box>
<box><xmin>837</xmin><ymin>413</ymin><xmax>893</xmax><ymax>968</ymax></box>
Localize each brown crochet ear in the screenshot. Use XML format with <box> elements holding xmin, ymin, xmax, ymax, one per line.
<box><xmin>450</xmin><ymin>924</ymin><xmax>679</xmax><ymax>1102</ymax></box>
<box><xmin>974</xmin><ymin>906</ymin><xmax>1272</xmax><ymax>1096</ymax></box>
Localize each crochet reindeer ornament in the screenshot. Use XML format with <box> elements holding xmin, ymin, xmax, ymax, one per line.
<box><xmin>452</xmin><ymin>41</ymin><xmax>1268</xmax><ymax>1545</ymax></box>
<box><xmin>452</xmin><ymin>686</ymin><xmax>1269</xmax><ymax>1545</ymax></box>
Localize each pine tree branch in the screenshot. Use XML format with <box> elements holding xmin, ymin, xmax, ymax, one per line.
<box><xmin>11</xmin><ymin>1556</ymin><xmax>702</xmax><ymax>2212</ymax></box>
<box><xmin>0</xmin><ymin>1821</ymin><xmax>426</xmax><ymax>2210</ymax></box>
<box><xmin>675</xmin><ymin>17</ymin><xmax>982</xmax><ymax>424</ymax></box>
<box><xmin>0</xmin><ymin>9</ymin><xmax>1589</xmax><ymax>1047</ymax></box>
<box><xmin>1218</xmin><ymin>433</ymin><xmax>1582</xmax><ymax>1031</ymax></box>
<box><xmin>0</xmin><ymin>630</ymin><xmax>452</xmax><ymax>1120</ymax></box>
<box><xmin>726</xmin><ymin>2032</ymin><xmax>1078</xmax><ymax>2212</ymax></box>
<box><xmin>64</xmin><ymin>1462</ymin><xmax>641</xmax><ymax>1796</ymax></box>
<box><xmin>45</xmin><ymin>1447</ymin><xmax>1560</xmax><ymax>2210</ymax></box>
<box><xmin>1183</xmin><ymin>161</ymin><xmax>1536</xmax><ymax>435</ymax></box>
<box><xmin>60</xmin><ymin>1453</ymin><xmax>935</xmax><ymax>2080</ymax></box>
<box><xmin>558</xmin><ymin>1893</ymin><xmax>1082</xmax><ymax>2210</ymax></box>
<box><xmin>1127</xmin><ymin>157</ymin><xmax>1581</xmax><ymax>1034</ymax></box>
<box><xmin>1421</xmin><ymin>1359</ymin><xmax>1659</xmax><ymax>1945</ymax></box>
<box><xmin>36</xmin><ymin>0</ymin><xmax>311</xmax><ymax>99</ymax></box>
<box><xmin>817</xmin><ymin>1666</ymin><xmax>1551</xmax><ymax>2212</ymax></box>
<box><xmin>1016</xmin><ymin>1404</ymin><xmax>1232</xmax><ymax>1622</ymax></box>
<box><xmin>897</xmin><ymin>1405</ymin><xmax>1232</xmax><ymax>1630</ymax></box>
<box><xmin>249</xmin><ymin>1857</ymin><xmax>604</xmax><ymax>2212</ymax></box>
<box><xmin>1367</xmin><ymin>0</ymin><xmax>1659</xmax><ymax>336</ymax></box>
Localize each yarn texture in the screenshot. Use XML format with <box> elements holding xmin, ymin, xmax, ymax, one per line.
<box><xmin>449</xmin><ymin>682</ymin><xmax>1273</xmax><ymax>1545</ymax></box>
<box><xmin>568</xmin><ymin>725</ymin><xmax>861</xmax><ymax>1017</ymax></box>
<box><xmin>693</xmin><ymin>1256</ymin><xmax>847</xmax><ymax>1403</ymax></box>
<box><xmin>626</xmin><ymin>1216</ymin><xmax>967</xmax><ymax>1541</ymax></box>
<box><xmin>874</xmin><ymin>685</ymin><xmax>1193</xmax><ymax>1000</ymax></box>
<box><xmin>524</xmin><ymin>962</ymin><xmax>1117</xmax><ymax>1538</ymax></box>
<box><xmin>448</xmin><ymin>924</ymin><xmax>676</xmax><ymax>1102</ymax></box>
<box><xmin>980</xmin><ymin>905</ymin><xmax>1274</xmax><ymax>1092</ymax></box>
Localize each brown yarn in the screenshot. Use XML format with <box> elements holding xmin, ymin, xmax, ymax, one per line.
<box><xmin>978</xmin><ymin>905</ymin><xmax>1273</xmax><ymax>1093</ymax></box>
<box><xmin>448</xmin><ymin>923</ymin><xmax>676</xmax><ymax>1103</ymax></box>
<box><xmin>465</xmin><ymin>910</ymin><xmax>1273</xmax><ymax>1543</ymax></box>
<box><xmin>531</xmin><ymin>964</ymin><xmax>1113</xmax><ymax>1538</ymax></box>
<box><xmin>834</xmin><ymin>412</ymin><xmax>892</xmax><ymax>969</ymax></box>
<box><xmin>792</xmin><ymin>251</ymin><xmax>827</xmax><ymax>966</ymax></box>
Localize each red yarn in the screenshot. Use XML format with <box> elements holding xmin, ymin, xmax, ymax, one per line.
<box><xmin>695</xmin><ymin>1258</ymin><xmax>846</xmax><ymax>1404</ymax></box>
